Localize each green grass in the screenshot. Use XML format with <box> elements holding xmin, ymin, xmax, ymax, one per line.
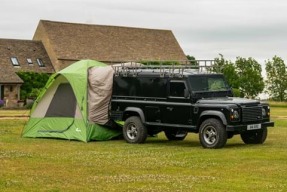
<box><xmin>0</xmin><ymin>109</ymin><xmax>287</xmax><ymax>191</ymax></box>
<box><xmin>269</xmin><ymin>101</ymin><xmax>287</xmax><ymax>108</ymax></box>
<box><xmin>0</xmin><ymin>109</ymin><xmax>30</xmax><ymax>117</ymax></box>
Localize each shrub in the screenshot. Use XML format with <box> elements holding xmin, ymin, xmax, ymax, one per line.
<box><xmin>232</xmin><ymin>88</ymin><xmax>241</xmax><ymax>97</ymax></box>
<box><xmin>29</xmin><ymin>88</ymin><xmax>42</xmax><ymax>99</ymax></box>
<box><xmin>17</xmin><ymin>72</ymin><xmax>50</xmax><ymax>100</ymax></box>
<box><xmin>140</xmin><ymin>61</ymin><xmax>180</xmax><ymax>65</ymax></box>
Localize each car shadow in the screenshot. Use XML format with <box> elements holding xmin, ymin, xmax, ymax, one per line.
<box><xmin>144</xmin><ymin>137</ymin><xmax>254</xmax><ymax>149</ymax></box>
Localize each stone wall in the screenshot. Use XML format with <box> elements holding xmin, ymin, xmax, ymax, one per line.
<box><xmin>2</xmin><ymin>84</ymin><xmax>21</xmax><ymax>108</ymax></box>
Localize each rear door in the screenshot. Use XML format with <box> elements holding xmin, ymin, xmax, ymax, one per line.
<box><xmin>162</xmin><ymin>80</ymin><xmax>192</xmax><ymax>125</ymax></box>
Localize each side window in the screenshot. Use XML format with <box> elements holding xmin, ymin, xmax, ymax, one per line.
<box><xmin>169</xmin><ymin>81</ymin><xmax>186</xmax><ymax>97</ymax></box>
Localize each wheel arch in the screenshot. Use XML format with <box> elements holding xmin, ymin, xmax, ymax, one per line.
<box><xmin>123</xmin><ymin>107</ymin><xmax>146</xmax><ymax>123</ymax></box>
<box><xmin>198</xmin><ymin>111</ymin><xmax>227</xmax><ymax>128</ymax></box>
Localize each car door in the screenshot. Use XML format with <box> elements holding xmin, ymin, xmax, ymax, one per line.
<box><xmin>162</xmin><ymin>80</ymin><xmax>192</xmax><ymax>125</ymax></box>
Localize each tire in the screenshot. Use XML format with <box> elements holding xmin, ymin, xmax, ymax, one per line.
<box><xmin>164</xmin><ymin>130</ymin><xmax>188</xmax><ymax>141</ymax></box>
<box><xmin>199</xmin><ymin>118</ymin><xmax>227</xmax><ymax>149</ymax></box>
<box><xmin>240</xmin><ymin>127</ymin><xmax>267</xmax><ymax>144</ymax></box>
<box><xmin>123</xmin><ymin>116</ymin><xmax>147</xmax><ymax>144</ymax></box>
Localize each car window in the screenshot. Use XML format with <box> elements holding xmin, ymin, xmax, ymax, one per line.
<box><xmin>170</xmin><ymin>82</ymin><xmax>186</xmax><ymax>97</ymax></box>
<box><xmin>189</xmin><ymin>75</ymin><xmax>229</xmax><ymax>92</ymax></box>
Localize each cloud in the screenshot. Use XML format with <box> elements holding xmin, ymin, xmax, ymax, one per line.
<box><xmin>0</xmin><ymin>0</ymin><xmax>287</xmax><ymax>62</ymax></box>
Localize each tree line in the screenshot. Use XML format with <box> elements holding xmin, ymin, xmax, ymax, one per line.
<box><xmin>17</xmin><ymin>56</ymin><xmax>286</xmax><ymax>102</ymax></box>
<box><xmin>187</xmin><ymin>54</ymin><xmax>287</xmax><ymax>101</ymax></box>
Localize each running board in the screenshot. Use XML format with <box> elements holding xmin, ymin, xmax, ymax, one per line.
<box><xmin>145</xmin><ymin>122</ymin><xmax>197</xmax><ymax>131</ymax></box>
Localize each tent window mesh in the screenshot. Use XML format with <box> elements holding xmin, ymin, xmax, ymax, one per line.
<box><xmin>45</xmin><ymin>84</ymin><xmax>77</xmax><ymax>117</ymax></box>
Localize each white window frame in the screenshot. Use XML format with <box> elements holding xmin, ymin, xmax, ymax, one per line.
<box><xmin>10</xmin><ymin>57</ymin><xmax>20</xmax><ymax>66</ymax></box>
<box><xmin>36</xmin><ymin>58</ymin><xmax>45</xmax><ymax>67</ymax></box>
<box><xmin>27</xmin><ymin>58</ymin><xmax>33</xmax><ymax>64</ymax></box>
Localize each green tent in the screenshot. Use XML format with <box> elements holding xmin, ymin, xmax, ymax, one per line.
<box><xmin>22</xmin><ymin>60</ymin><xmax>121</xmax><ymax>142</ymax></box>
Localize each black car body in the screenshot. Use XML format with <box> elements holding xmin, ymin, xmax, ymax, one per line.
<box><xmin>110</xmin><ymin>65</ymin><xmax>274</xmax><ymax>148</ymax></box>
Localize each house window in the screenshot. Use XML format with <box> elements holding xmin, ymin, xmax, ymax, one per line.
<box><xmin>37</xmin><ymin>58</ymin><xmax>45</xmax><ymax>67</ymax></box>
<box><xmin>27</xmin><ymin>58</ymin><xmax>33</xmax><ymax>64</ymax></box>
<box><xmin>10</xmin><ymin>57</ymin><xmax>19</xmax><ymax>66</ymax></box>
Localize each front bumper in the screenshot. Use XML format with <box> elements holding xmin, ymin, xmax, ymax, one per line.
<box><xmin>226</xmin><ymin>121</ymin><xmax>274</xmax><ymax>132</ymax></box>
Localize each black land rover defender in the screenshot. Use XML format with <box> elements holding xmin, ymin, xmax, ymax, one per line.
<box><xmin>110</xmin><ymin>62</ymin><xmax>274</xmax><ymax>148</ymax></box>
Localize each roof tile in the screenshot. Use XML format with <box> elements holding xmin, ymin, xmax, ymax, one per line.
<box><xmin>0</xmin><ymin>38</ymin><xmax>54</xmax><ymax>83</ymax></box>
<box><xmin>34</xmin><ymin>20</ymin><xmax>187</xmax><ymax>63</ymax></box>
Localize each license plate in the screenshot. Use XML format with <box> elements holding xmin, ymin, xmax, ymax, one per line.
<box><xmin>247</xmin><ymin>124</ymin><xmax>261</xmax><ymax>130</ymax></box>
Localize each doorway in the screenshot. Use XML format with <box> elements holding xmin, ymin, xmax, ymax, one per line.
<box><xmin>0</xmin><ymin>85</ymin><xmax>4</xmax><ymax>100</ymax></box>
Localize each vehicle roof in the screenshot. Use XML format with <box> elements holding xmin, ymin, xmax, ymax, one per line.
<box><xmin>115</xmin><ymin>69</ymin><xmax>223</xmax><ymax>78</ymax></box>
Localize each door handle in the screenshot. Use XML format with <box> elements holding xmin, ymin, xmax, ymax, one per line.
<box><xmin>166</xmin><ymin>107</ymin><xmax>173</xmax><ymax>111</ymax></box>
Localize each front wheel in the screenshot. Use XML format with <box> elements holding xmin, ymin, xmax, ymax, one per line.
<box><xmin>199</xmin><ymin>118</ymin><xmax>227</xmax><ymax>149</ymax></box>
<box><xmin>123</xmin><ymin>116</ymin><xmax>147</xmax><ymax>144</ymax></box>
<box><xmin>240</xmin><ymin>127</ymin><xmax>267</xmax><ymax>144</ymax></box>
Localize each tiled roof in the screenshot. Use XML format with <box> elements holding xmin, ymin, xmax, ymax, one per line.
<box><xmin>0</xmin><ymin>38</ymin><xmax>54</xmax><ymax>83</ymax></box>
<box><xmin>0</xmin><ymin>65</ymin><xmax>23</xmax><ymax>83</ymax></box>
<box><xmin>33</xmin><ymin>20</ymin><xmax>187</xmax><ymax>62</ymax></box>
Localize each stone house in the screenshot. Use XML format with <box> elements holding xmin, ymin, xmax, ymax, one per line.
<box><xmin>33</xmin><ymin>20</ymin><xmax>187</xmax><ymax>71</ymax></box>
<box><xmin>0</xmin><ymin>39</ymin><xmax>54</xmax><ymax>107</ymax></box>
<box><xmin>0</xmin><ymin>20</ymin><xmax>187</xmax><ymax>107</ymax></box>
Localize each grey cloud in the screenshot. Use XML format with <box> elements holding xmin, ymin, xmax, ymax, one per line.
<box><xmin>0</xmin><ymin>0</ymin><xmax>287</xmax><ymax>63</ymax></box>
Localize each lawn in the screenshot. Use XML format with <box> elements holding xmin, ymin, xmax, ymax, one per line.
<box><xmin>0</xmin><ymin>110</ymin><xmax>30</xmax><ymax>118</ymax></box>
<box><xmin>0</xmin><ymin>107</ymin><xmax>286</xmax><ymax>191</ymax></box>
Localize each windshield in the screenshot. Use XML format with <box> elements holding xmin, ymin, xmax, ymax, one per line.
<box><xmin>188</xmin><ymin>75</ymin><xmax>230</xmax><ymax>92</ymax></box>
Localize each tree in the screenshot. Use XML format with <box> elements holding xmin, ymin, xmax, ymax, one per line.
<box><xmin>265</xmin><ymin>56</ymin><xmax>287</xmax><ymax>101</ymax></box>
<box><xmin>213</xmin><ymin>54</ymin><xmax>239</xmax><ymax>88</ymax></box>
<box><xmin>213</xmin><ymin>54</ymin><xmax>240</xmax><ymax>97</ymax></box>
<box><xmin>186</xmin><ymin>55</ymin><xmax>197</xmax><ymax>65</ymax></box>
<box><xmin>235</xmin><ymin>57</ymin><xmax>264</xmax><ymax>98</ymax></box>
<box><xmin>213</xmin><ymin>54</ymin><xmax>227</xmax><ymax>73</ymax></box>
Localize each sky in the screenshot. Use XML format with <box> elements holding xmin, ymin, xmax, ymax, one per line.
<box><xmin>1</xmin><ymin>0</ymin><xmax>287</xmax><ymax>66</ymax></box>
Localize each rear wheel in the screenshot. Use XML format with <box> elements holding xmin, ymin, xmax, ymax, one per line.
<box><xmin>123</xmin><ymin>116</ymin><xmax>147</xmax><ymax>143</ymax></box>
<box><xmin>240</xmin><ymin>127</ymin><xmax>267</xmax><ymax>144</ymax></box>
<box><xmin>164</xmin><ymin>130</ymin><xmax>188</xmax><ymax>141</ymax></box>
<box><xmin>199</xmin><ymin>118</ymin><xmax>227</xmax><ymax>149</ymax></box>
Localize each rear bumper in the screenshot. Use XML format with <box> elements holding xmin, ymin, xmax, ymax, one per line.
<box><xmin>226</xmin><ymin>121</ymin><xmax>274</xmax><ymax>132</ymax></box>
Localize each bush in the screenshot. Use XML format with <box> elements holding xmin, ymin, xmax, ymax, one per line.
<box><xmin>232</xmin><ymin>88</ymin><xmax>241</xmax><ymax>97</ymax></box>
<box><xmin>17</xmin><ymin>72</ymin><xmax>50</xmax><ymax>100</ymax></box>
<box><xmin>29</xmin><ymin>88</ymin><xmax>42</xmax><ymax>99</ymax></box>
<box><xmin>140</xmin><ymin>61</ymin><xmax>180</xmax><ymax>65</ymax></box>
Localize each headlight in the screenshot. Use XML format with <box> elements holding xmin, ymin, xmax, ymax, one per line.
<box><xmin>262</xmin><ymin>108</ymin><xmax>267</xmax><ymax>117</ymax></box>
<box><xmin>262</xmin><ymin>106</ymin><xmax>270</xmax><ymax>117</ymax></box>
<box><xmin>233</xmin><ymin>110</ymin><xmax>240</xmax><ymax>119</ymax></box>
<box><xmin>230</xmin><ymin>108</ymin><xmax>240</xmax><ymax>121</ymax></box>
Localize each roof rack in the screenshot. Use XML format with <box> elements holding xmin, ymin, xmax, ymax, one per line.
<box><xmin>111</xmin><ymin>60</ymin><xmax>215</xmax><ymax>77</ymax></box>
